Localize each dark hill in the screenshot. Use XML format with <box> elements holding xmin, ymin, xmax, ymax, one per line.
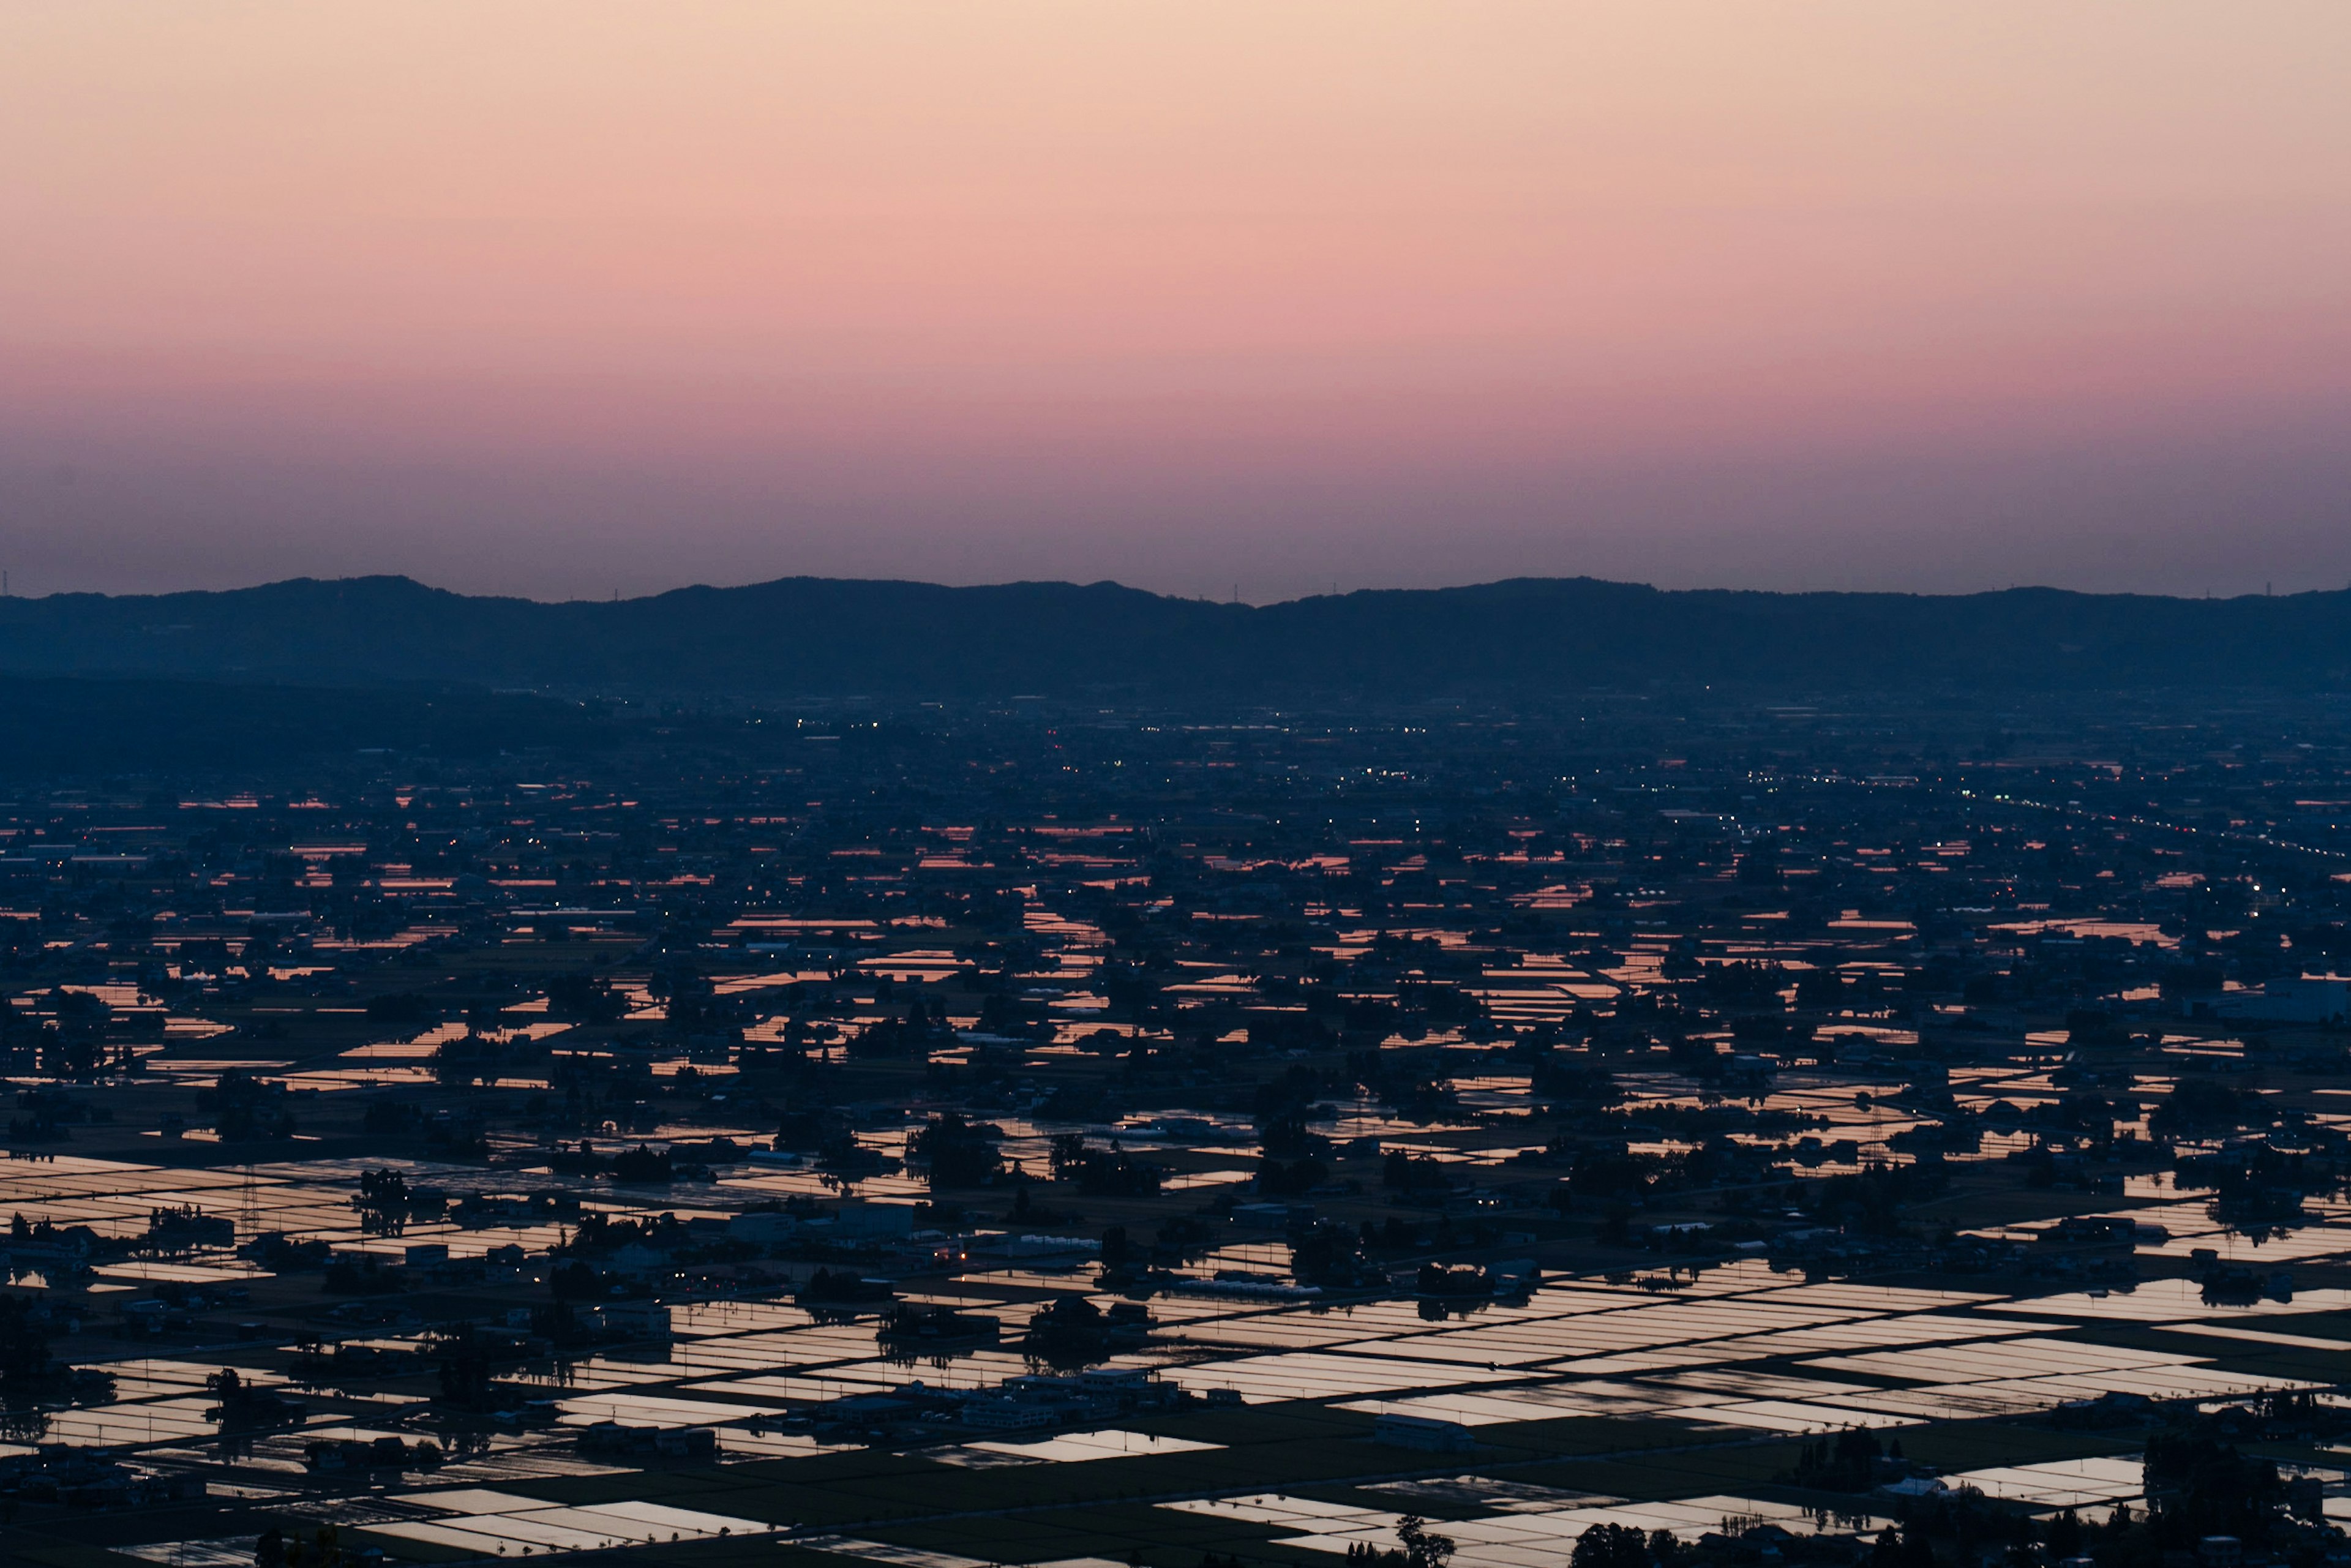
<box><xmin>0</xmin><ymin>576</ymin><xmax>2344</xmax><ymax>696</ymax></box>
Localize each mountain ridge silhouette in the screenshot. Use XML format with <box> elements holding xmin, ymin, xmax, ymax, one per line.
<box><xmin>1</xmin><ymin>574</ymin><xmax>2342</xmax><ymax>695</ymax></box>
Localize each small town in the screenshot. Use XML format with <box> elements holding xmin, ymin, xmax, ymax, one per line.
<box><xmin>1</xmin><ymin>691</ymin><xmax>2348</xmax><ymax>1568</ymax></box>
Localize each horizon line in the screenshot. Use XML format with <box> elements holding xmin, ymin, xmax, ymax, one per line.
<box><xmin>0</xmin><ymin>571</ymin><xmax>2321</xmax><ymax>612</ymax></box>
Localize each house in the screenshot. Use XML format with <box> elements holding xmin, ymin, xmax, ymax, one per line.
<box><xmin>1374</xmin><ymin>1413</ymin><xmax>1474</xmax><ymax>1453</ymax></box>
<box><xmin>1877</xmin><ymin>1477</ymin><xmax>1948</xmax><ymax>1498</ymax></box>
<box><xmin>590</xmin><ymin>1301</ymin><xmax>672</xmax><ymax>1339</ymax></box>
<box><xmin>961</xmin><ymin>1398</ymin><xmax>1058</xmax><ymax>1430</ymax></box>
<box><xmin>602</xmin><ymin>1242</ymin><xmax>669</xmax><ymax>1278</ymax></box>
<box><xmin>729</xmin><ymin>1212</ymin><xmax>802</xmax><ymax>1245</ymax></box>
<box><xmin>576</xmin><ymin>1422</ymin><xmax>715</xmax><ymax>1460</ymax></box>
<box><xmin>2207</xmin><ymin>977</ymin><xmax>2350</xmax><ymax>1024</ymax></box>
<box><xmin>834</xmin><ymin>1200</ymin><xmax>917</xmax><ymax>1239</ymax></box>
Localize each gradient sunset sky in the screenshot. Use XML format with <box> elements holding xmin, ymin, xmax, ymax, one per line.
<box><xmin>4</xmin><ymin>2</ymin><xmax>2347</xmax><ymax>602</ymax></box>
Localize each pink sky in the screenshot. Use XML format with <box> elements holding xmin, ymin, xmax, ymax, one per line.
<box><xmin>4</xmin><ymin>2</ymin><xmax>2347</xmax><ymax>601</ymax></box>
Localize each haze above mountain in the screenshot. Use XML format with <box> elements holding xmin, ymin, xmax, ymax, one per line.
<box><xmin>2</xmin><ymin>575</ymin><xmax>2344</xmax><ymax>699</ymax></box>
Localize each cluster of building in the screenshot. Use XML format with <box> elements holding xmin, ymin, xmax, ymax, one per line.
<box><xmin>1</xmin><ymin>690</ymin><xmax>2349</xmax><ymax>1560</ymax></box>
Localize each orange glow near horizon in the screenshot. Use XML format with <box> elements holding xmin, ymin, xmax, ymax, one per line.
<box><xmin>3</xmin><ymin>2</ymin><xmax>2348</xmax><ymax>601</ymax></box>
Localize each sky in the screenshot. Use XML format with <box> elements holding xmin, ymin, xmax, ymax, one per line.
<box><xmin>2</xmin><ymin>2</ymin><xmax>2348</xmax><ymax>604</ymax></box>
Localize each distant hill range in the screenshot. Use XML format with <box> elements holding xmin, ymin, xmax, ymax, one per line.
<box><xmin>1</xmin><ymin>575</ymin><xmax>2345</xmax><ymax>697</ymax></box>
